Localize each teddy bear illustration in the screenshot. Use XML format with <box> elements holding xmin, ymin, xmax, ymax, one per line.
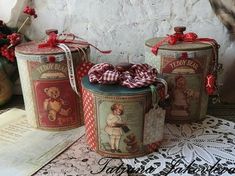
<box><xmin>43</xmin><ymin>87</ymin><xmax>71</xmax><ymax>121</ymax></box>
<box><xmin>123</xmin><ymin>133</ymin><xmax>139</xmax><ymax>153</ymax></box>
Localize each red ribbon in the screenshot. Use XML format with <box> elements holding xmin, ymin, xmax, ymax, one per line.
<box><xmin>38</xmin><ymin>32</ymin><xmax>112</xmax><ymax>54</ymax></box>
<box><xmin>151</xmin><ymin>31</ymin><xmax>219</xmax><ymax>95</ymax></box>
<box><xmin>205</xmin><ymin>74</ymin><xmax>216</xmax><ymax>95</ymax></box>
<box><xmin>151</xmin><ymin>32</ymin><xmax>218</xmax><ymax>55</ymax></box>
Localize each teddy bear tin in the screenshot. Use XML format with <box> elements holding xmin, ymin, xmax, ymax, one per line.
<box><xmin>15</xmin><ymin>31</ymin><xmax>90</xmax><ymax>130</ymax></box>
<box><xmin>145</xmin><ymin>26</ymin><xmax>219</xmax><ymax>123</ymax></box>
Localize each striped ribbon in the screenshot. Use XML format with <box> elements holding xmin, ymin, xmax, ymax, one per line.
<box><xmin>57</xmin><ymin>43</ymin><xmax>80</xmax><ymax>96</ymax></box>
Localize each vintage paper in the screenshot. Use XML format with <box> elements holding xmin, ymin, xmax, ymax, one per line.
<box><xmin>28</xmin><ymin>61</ymin><xmax>81</xmax><ymax>129</ymax></box>
<box><xmin>0</xmin><ymin>108</ymin><xmax>85</xmax><ymax>176</ymax></box>
<box><xmin>143</xmin><ymin>107</ymin><xmax>165</xmax><ymax>145</ymax></box>
<box><xmin>96</xmin><ymin>97</ymin><xmax>145</xmax><ymax>156</ymax></box>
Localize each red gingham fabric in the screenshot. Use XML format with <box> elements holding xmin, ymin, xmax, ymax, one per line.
<box><xmin>88</xmin><ymin>63</ymin><xmax>158</xmax><ymax>88</ymax></box>
<box><xmin>76</xmin><ymin>61</ymin><xmax>94</xmax><ymax>94</ymax></box>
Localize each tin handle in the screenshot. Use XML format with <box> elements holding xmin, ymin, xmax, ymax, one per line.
<box><xmin>174</xmin><ymin>26</ymin><xmax>186</xmax><ymax>34</ymax></box>
<box><xmin>115</xmin><ymin>63</ymin><xmax>133</xmax><ymax>72</ymax></box>
<box><xmin>46</xmin><ymin>29</ymin><xmax>58</xmax><ymax>35</ymax></box>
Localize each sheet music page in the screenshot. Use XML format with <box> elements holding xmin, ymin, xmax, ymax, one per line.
<box><xmin>0</xmin><ymin>108</ymin><xmax>85</xmax><ymax>176</ymax></box>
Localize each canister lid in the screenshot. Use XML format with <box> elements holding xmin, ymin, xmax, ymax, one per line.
<box><xmin>82</xmin><ymin>76</ymin><xmax>151</xmax><ymax>96</ymax></box>
<box><xmin>15</xmin><ymin>29</ymin><xmax>89</xmax><ymax>55</ymax></box>
<box><xmin>145</xmin><ymin>26</ymin><xmax>212</xmax><ymax>51</ymax></box>
<box><xmin>15</xmin><ymin>41</ymin><xmax>88</xmax><ymax>55</ymax></box>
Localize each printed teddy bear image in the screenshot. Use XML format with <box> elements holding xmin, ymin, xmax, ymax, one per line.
<box><xmin>123</xmin><ymin>133</ymin><xmax>139</xmax><ymax>153</ymax></box>
<box><xmin>43</xmin><ymin>87</ymin><xmax>71</xmax><ymax>121</ymax></box>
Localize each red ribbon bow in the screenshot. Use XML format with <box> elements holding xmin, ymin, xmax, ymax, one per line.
<box><xmin>38</xmin><ymin>32</ymin><xmax>112</xmax><ymax>54</ymax></box>
<box><xmin>49</xmin><ymin>97</ymin><xmax>62</xmax><ymax>103</ymax></box>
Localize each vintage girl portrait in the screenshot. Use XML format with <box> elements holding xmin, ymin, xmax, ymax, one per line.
<box><xmin>97</xmin><ymin>100</ymin><xmax>144</xmax><ymax>155</ymax></box>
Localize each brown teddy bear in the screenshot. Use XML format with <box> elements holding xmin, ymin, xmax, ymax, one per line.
<box><xmin>123</xmin><ymin>133</ymin><xmax>139</xmax><ymax>153</ymax></box>
<box><xmin>43</xmin><ymin>87</ymin><xmax>71</xmax><ymax>121</ymax></box>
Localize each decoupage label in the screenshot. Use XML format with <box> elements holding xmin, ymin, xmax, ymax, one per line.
<box><xmin>34</xmin><ymin>80</ymin><xmax>79</xmax><ymax>128</ymax></box>
<box><xmin>28</xmin><ymin>61</ymin><xmax>80</xmax><ymax>128</ymax></box>
<box><xmin>96</xmin><ymin>97</ymin><xmax>145</xmax><ymax>156</ymax></box>
<box><xmin>30</xmin><ymin>61</ymin><xmax>68</xmax><ymax>80</ymax></box>
<box><xmin>161</xmin><ymin>53</ymin><xmax>207</xmax><ymax>120</ymax></box>
<box><xmin>162</xmin><ymin>58</ymin><xmax>202</xmax><ymax>74</ymax></box>
<box><xmin>143</xmin><ymin>107</ymin><xmax>165</xmax><ymax>145</ymax></box>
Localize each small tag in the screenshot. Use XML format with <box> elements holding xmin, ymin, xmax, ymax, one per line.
<box><xmin>57</xmin><ymin>43</ymin><xmax>80</xmax><ymax>96</ymax></box>
<box><xmin>143</xmin><ymin>107</ymin><xmax>165</xmax><ymax>145</ymax></box>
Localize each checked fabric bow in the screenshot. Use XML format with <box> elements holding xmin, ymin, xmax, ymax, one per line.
<box><xmin>88</xmin><ymin>63</ymin><xmax>158</xmax><ymax>88</ymax></box>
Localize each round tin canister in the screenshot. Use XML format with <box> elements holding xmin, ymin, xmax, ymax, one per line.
<box><xmin>81</xmin><ymin>76</ymin><xmax>165</xmax><ymax>158</ymax></box>
<box><xmin>145</xmin><ymin>28</ymin><xmax>218</xmax><ymax>122</ymax></box>
<box><xmin>15</xmin><ymin>41</ymin><xmax>90</xmax><ymax>130</ymax></box>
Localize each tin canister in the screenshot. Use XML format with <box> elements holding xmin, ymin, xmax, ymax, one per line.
<box><xmin>81</xmin><ymin>76</ymin><xmax>165</xmax><ymax>158</ymax></box>
<box><xmin>15</xmin><ymin>40</ymin><xmax>89</xmax><ymax>130</ymax></box>
<box><xmin>145</xmin><ymin>27</ymin><xmax>218</xmax><ymax>122</ymax></box>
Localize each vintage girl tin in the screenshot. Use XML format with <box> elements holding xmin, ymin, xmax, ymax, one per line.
<box><xmin>15</xmin><ymin>35</ymin><xmax>89</xmax><ymax>130</ymax></box>
<box><xmin>81</xmin><ymin>76</ymin><xmax>166</xmax><ymax>158</ymax></box>
<box><xmin>145</xmin><ymin>26</ymin><xmax>219</xmax><ymax>122</ymax></box>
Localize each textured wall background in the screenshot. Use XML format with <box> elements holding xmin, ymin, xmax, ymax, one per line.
<box><xmin>3</xmin><ymin>0</ymin><xmax>235</xmax><ymax>82</ymax></box>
